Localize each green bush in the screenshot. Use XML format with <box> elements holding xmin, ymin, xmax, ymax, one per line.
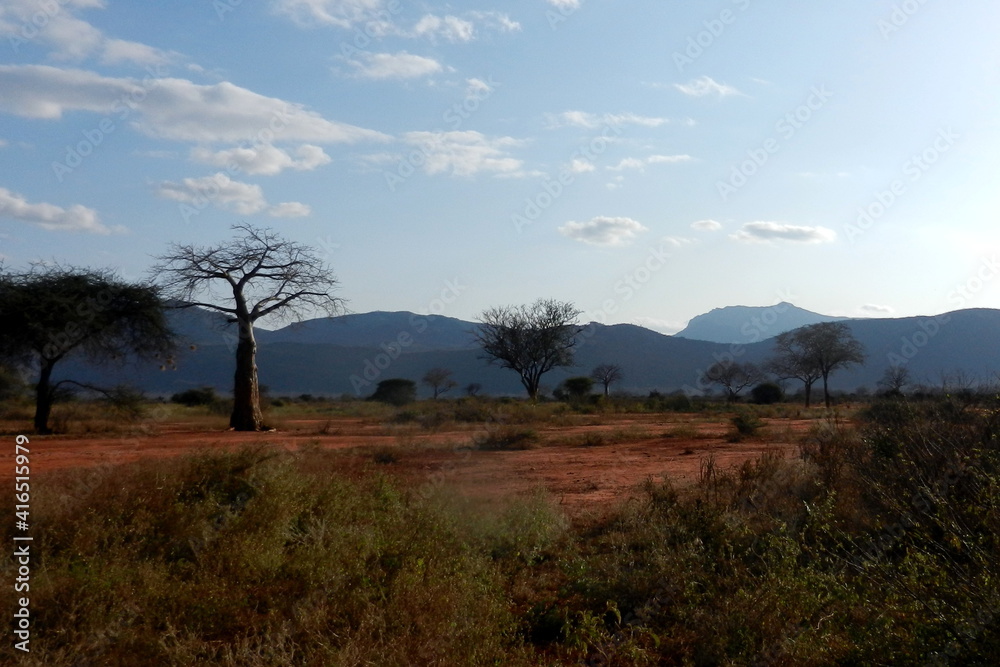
<box><xmin>170</xmin><ymin>386</ymin><xmax>219</xmax><ymax>407</ymax></box>
<box><xmin>730</xmin><ymin>410</ymin><xmax>765</xmax><ymax>440</ymax></box>
<box><xmin>751</xmin><ymin>382</ymin><xmax>784</xmax><ymax>405</ymax></box>
<box><xmin>367</xmin><ymin>378</ymin><xmax>417</xmax><ymax>406</ymax></box>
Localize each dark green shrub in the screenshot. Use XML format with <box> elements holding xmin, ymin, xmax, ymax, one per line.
<box><xmin>367</xmin><ymin>378</ymin><xmax>417</xmax><ymax>406</ymax></box>
<box><xmin>751</xmin><ymin>382</ymin><xmax>784</xmax><ymax>405</ymax></box>
<box><xmin>473</xmin><ymin>425</ymin><xmax>538</xmax><ymax>450</ymax></box>
<box><xmin>170</xmin><ymin>386</ymin><xmax>218</xmax><ymax>406</ymax></box>
<box><xmin>729</xmin><ymin>411</ymin><xmax>764</xmax><ymax>440</ymax></box>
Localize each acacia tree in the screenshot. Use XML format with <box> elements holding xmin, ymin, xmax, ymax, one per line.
<box><xmin>591</xmin><ymin>363</ymin><xmax>623</xmax><ymax>397</ymax></box>
<box><xmin>700</xmin><ymin>361</ymin><xmax>763</xmax><ymax>403</ymax></box>
<box><xmin>473</xmin><ymin>299</ymin><xmax>582</xmax><ymax>400</ymax></box>
<box><xmin>0</xmin><ymin>266</ymin><xmax>174</xmax><ymax>434</ymax></box>
<box><xmin>422</xmin><ymin>367</ymin><xmax>457</xmax><ymax>399</ymax></box>
<box><xmin>769</xmin><ymin>322</ymin><xmax>865</xmax><ymax>408</ymax></box>
<box><xmin>768</xmin><ymin>331</ymin><xmax>823</xmax><ymax>407</ymax></box>
<box><xmin>153</xmin><ymin>224</ymin><xmax>343</xmax><ymax>431</ymax></box>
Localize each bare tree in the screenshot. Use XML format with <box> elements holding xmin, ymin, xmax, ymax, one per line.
<box><xmin>700</xmin><ymin>361</ymin><xmax>763</xmax><ymax>403</ymax></box>
<box><xmin>0</xmin><ymin>266</ymin><xmax>174</xmax><ymax>434</ymax></box>
<box><xmin>769</xmin><ymin>322</ymin><xmax>865</xmax><ymax>409</ymax></box>
<box><xmin>877</xmin><ymin>364</ymin><xmax>911</xmax><ymax>396</ymax></box>
<box><xmin>153</xmin><ymin>224</ymin><xmax>343</xmax><ymax>431</ymax></box>
<box><xmin>422</xmin><ymin>367</ymin><xmax>457</xmax><ymax>399</ymax></box>
<box><xmin>473</xmin><ymin>299</ymin><xmax>582</xmax><ymax>400</ymax></box>
<box><xmin>591</xmin><ymin>363</ymin><xmax>623</xmax><ymax>397</ymax></box>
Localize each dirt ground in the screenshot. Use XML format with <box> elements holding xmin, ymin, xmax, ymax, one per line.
<box><xmin>3</xmin><ymin>414</ymin><xmax>814</xmax><ymax>517</ymax></box>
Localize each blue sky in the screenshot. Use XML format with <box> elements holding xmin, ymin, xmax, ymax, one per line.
<box><xmin>1</xmin><ymin>0</ymin><xmax>998</xmax><ymax>333</ymax></box>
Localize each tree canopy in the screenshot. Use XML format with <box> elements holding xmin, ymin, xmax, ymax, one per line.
<box><xmin>473</xmin><ymin>299</ymin><xmax>582</xmax><ymax>400</ymax></box>
<box><xmin>0</xmin><ymin>266</ymin><xmax>174</xmax><ymax>433</ymax></box>
<box><xmin>769</xmin><ymin>322</ymin><xmax>865</xmax><ymax>408</ymax></box>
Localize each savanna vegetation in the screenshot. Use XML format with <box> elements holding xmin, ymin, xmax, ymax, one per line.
<box><xmin>3</xmin><ymin>390</ymin><xmax>999</xmax><ymax>665</ymax></box>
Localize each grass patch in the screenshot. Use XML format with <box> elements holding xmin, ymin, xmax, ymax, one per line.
<box><xmin>473</xmin><ymin>425</ymin><xmax>539</xmax><ymax>451</ymax></box>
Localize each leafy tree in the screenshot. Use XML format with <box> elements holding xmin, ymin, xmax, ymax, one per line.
<box><xmin>751</xmin><ymin>382</ymin><xmax>784</xmax><ymax>405</ymax></box>
<box><xmin>700</xmin><ymin>361</ymin><xmax>763</xmax><ymax>403</ymax></box>
<box><xmin>473</xmin><ymin>299</ymin><xmax>582</xmax><ymax>400</ymax></box>
<box><xmin>465</xmin><ymin>382</ymin><xmax>482</xmax><ymax>398</ymax></box>
<box><xmin>768</xmin><ymin>331</ymin><xmax>823</xmax><ymax>408</ymax></box>
<box><xmin>591</xmin><ymin>363</ymin><xmax>623</xmax><ymax>397</ymax></box>
<box><xmin>0</xmin><ymin>266</ymin><xmax>174</xmax><ymax>434</ymax></box>
<box><xmin>153</xmin><ymin>224</ymin><xmax>343</xmax><ymax>431</ymax></box>
<box><xmin>368</xmin><ymin>378</ymin><xmax>417</xmax><ymax>406</ymax></box>
<box><xmin>769</xmin><ymin>322</ymin><xmax>866</xmax><ymax>408</ymax></box>
<box><xmin>422</xmin><ymin>367</ymin><xmax>457</xmax><ymax>399</ymax></box>
<box><xmin>559</xmin><ymin>376</ymin><xmax>594</xmax><ymax>402</ymax></box>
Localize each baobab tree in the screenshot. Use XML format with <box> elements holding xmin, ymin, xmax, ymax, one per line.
<box><xmin>153</xmin><ymin>224</ymin><xmax>343</xmax><ymax>431</ymax></box>
<box><xmin>0</xmin><ymin>266</ymin><xmax>174</xmax><ymax>434</ymax></box>
<box><xmin>474</xmin><ymin>298</ymin><xmax>581</xmax><ymax>400</ymax></box>
<box><xmin>591</xmin><ymin>363</ymin><xmax>623</xmax><ymax>397</ymax></box>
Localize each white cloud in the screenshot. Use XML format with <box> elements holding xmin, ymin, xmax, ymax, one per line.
<box><xmin>0</xmin><ymin>187</ymin><xmax>116</xmax><ymax>234</ymax></box>
<box><xmin>154</xmin><ymin>172</ymin><xmax>310</xmax><ymax>217</ymax></box>
<box><xmin>272</xmin><ymin>0</ymin><xmax>385</xmax><ymax>28</ymax></box>
<box><xmin>861</xmin><ymin>304</ymin><xmax>894</xmax><ymax>315</ymax></box>
<box><xmin>675</xmin><ymin>76</ymin><xmax>742</xmax><ymax>98</ymax></box>
<box><xmin>0</xmin><ymin>0</ymin><xmax>175</xmax><ymax>65</ymax></box>
<box><xmin>691</xmin><ymin>219</ymin><xmax>722</xmax><ymax>231</ymax></box>
<box><xmin>343</xmin><ymin>51</ymin><xmax>443</xmax><ymax>79</ymax></box>
<box><xmin>412</xmin><ymin>14</ymin><xmax>475</xmax><ymax>42</ymax></box>
<box><xmin>190</xmin><ymin>144</ymin><xmax>331</xmax><ymax>176</ymax></box>
<box><xmin>401</xmin><ymin>131</ymin><xmax>524</xmax><ymax>177</ymax></box>
<box><xmin>661</xmin><ymin>235</ymin><xmax>695</xmax><ymax>248</ymax></box>
<box><xmin>559</xmin><ymin>216</ymin><xmax>648</xmax><ymax>247</ymax></box>
<box><xmin>730</xmin><ymin>222</ymin><xmax>836</xmax><ymax>244</ymax></box>
<box><xmin>568</xmin><ymin>158</ymin><xmax>595</xmax><ymax>173</ymax></box>
<box><xmin>607</xmin><ymin>154</ymin><xmax>692</xmax><ymax>171</ymax></box>
<box><xmin>549</xmin><ymin>110</ymin><xmax>672</xmax><ymax>129</ymax></box>
<box><xmin>273</xmin><ymin>1</ymin><xmax>519</xmax><ymax>40</ymax></box>
<box><xmin>100</xmin><ymin>39</ymin><xmax>175</xmax><ymax>67</ymax></box>
<box><xmin>468</xmin><ymin>11</ymin><xmax>520</xmax><ymax>32</ymax></box>
<box><xmin>547</xmin><ymin>0</ymin><xmax>581</xmax><ymax>9</ymax></box>
<box><xmin>0</xmin><ymin>65</ymin><xmax>388</xmax><ymax>145</ymax></box>
<box><xmin>465</xmin><ymin>77</ymin><xmax>493</xmax><ymax>96</ymax></box>
<box><xmin>267</xmin><ymin>201</ymin><xmax>312</xmax><ymax>218</ymax></box>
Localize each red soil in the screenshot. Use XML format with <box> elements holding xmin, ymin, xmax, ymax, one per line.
<box><xmin>2</xmin><ymin>415</ymin><xmax>811</xmax><ymax>516</ymax></box>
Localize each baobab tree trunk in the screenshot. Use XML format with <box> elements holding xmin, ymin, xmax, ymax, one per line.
<box><xmin>34</xmin><ymin>361</ymin><xmax>55</xmax><ymax>435</ymax></box>
<box><xmin>230</xmin><ymin>318</ymin><xmax>264</xmax><ymax>431</ymax></box>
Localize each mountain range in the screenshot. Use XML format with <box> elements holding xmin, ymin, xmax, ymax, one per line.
<box><xmin>56</xmin><ymin>303</ymin><xmax>1000</xmax><ymax>399</ymax></box>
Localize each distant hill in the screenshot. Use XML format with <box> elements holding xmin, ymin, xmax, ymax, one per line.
<box><xmin>675</xmin><ymin>302</ymin><xmax>846</xmax><ymax>344</ymax></box>
<box><xmin>56</xmin><ymin>307</ymin><xmax>1000</xmax><ymax>399</ymax></box>
<box><xmin>259</xmin><ymin>311</ymin><xmax>477</xmax><ymax>350</ymax></box>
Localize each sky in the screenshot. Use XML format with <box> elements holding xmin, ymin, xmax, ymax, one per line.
<box><xmin>1</xmin><ymin>0</ymin><xmax>999</xmax><ymax>334</ymax></box>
